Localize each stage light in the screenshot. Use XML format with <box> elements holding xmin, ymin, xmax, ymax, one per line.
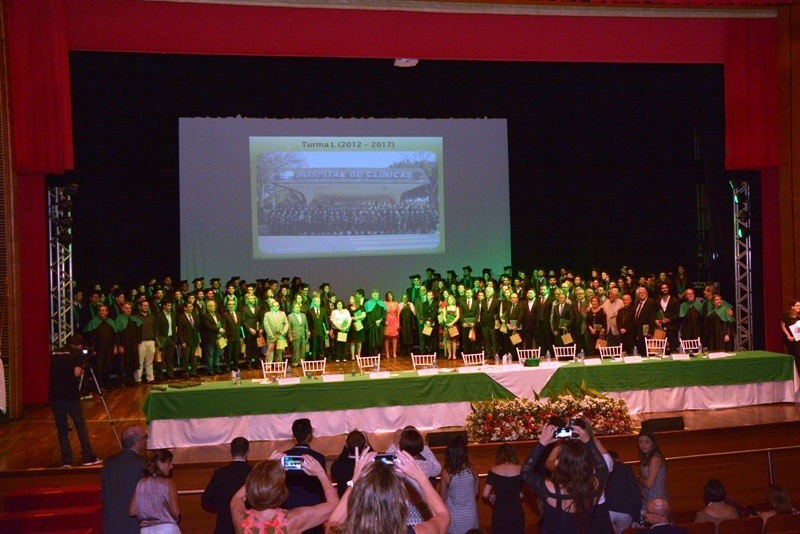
<box><xmin>737</xmin><ymin>227</ymin><xmax>750</xmax><ymax>239</ymax></box>
<box><xmin>728</xmin><ymin>179</ymin><xmax>738</xmax><ymax>189</ymax></box>
<box><xmin>734</xmin><ymin>191</ymin><xmax>747</xmax><ymax>205</ymax></box>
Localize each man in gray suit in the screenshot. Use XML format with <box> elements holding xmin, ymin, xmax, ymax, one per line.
<box><xmin>263</xmin><ymin>298</ymin><xmax>289</xmax><ymax>362</ymax></box>
<box><xmin>287</xmin><ymin>302</ymin><xmax>309</xmax><ymax>367</ymax></box>
<box><xmin>101</xmin><ymin>425</ymin><xmax>147</xmax><ymax>534</ymax></box>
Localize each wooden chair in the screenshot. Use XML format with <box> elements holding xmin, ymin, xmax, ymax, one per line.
<box><xmin>676</xmin><ymin>522</ymin><xmax>716</xmax><ymax>534</ymax></box>
<box><xmin>552</xmin><ymin>345</ymin><xmax>576</xmax><ymax>361</ymax></box>
<box><xmin>598</xmin><ymin>344</ymin><xmax>622</xmax><ymax>359</ymax></box>
<box><xmin>300</xmin><ymin>358</ymin><xmax>326</xmax><ymax>376</ymax></box>
<box><xmin>411</xmin><ymin>353</ymin><xmax>437</xmax><ymax>370</ymax></box>
<box><xmin>764</xmin><ymin>514</ymin><xmax>800</xmax><ymax>533</ymax></box>
<box><xmin>260</xmin><ymin>359</ymin><xmax>288</xmax><ymax>379</ymax></box>
<box><xmin>718</xmin><ymin>516</ymin><xmax>764</xmax><ymax>534</ymax></box>
<box><xmin>646</xmin><ymin>337</ymin><xmax>667</xmax><ymax>357</ymax></box>
<box><xmin>516</xmin><ymin>347</ymin><xmax>540</xmax><ymax>364</ymax></box>
<box><xmin>356</xmin><ymin>355</ymin><xmax>381</xmax><ymax>373</ymax></box>
<box><xmin>461</xmin><ymin>351</ymin><xmax>485</xmax><ymax>366</ymax></box>
<box><xmin>680</xmin><ymin>337</ymin><xmax>702</xmax><ymax>354</ymax></box>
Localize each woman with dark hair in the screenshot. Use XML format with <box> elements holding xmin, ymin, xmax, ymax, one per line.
<box><xmin>439</xmin><ymin>437</ymin><xmax>478</xmax><ymax>533</ymax></box>
<box><xmin>521</xmin><ymin>421</ymin><xmax>611</xmax><ymax>533</ymax></box>
<box><xmin>482</xmin><ymin>444</ymin><xmax>524</xmax><ymax>534</ymax></box>
<box><xmin>585</xmin><ymin>297</ymin><xmax>606</xmax><ymax>356</ymax></box>
<box><xmin>780</xmin><ymin>300</ymin><xmax>800</xmax><ymax>370</ymax></box>
<box><xmin>386</xmin><ymin>427</ymin><xmax>442</xmax><ymax>527</ymax></box>
<box><xmin>694</xmin><ymin>479</ymin><xmax>739</xmax><ymax>533</ymax></box>
<box><xmin>326</xmin><ymin>449</ymin><xmax>450</xmax><ymax>534</ymax></box>
<box><xmin>129</xmin><ymin>449</ymin><xmax>181</xmax><ymax>533</ymax></box>
<box><xmin>230</xmin><ymin>453</ymin><xmax>338</xmax><ymax>534</ymax></box>
<box><xmin>637</xmin><ymin>429</ymin><xmax>668</xmax><ymax>518</ymax></box>
<box><xmin>399</xmin><ymin>294</ymin><xmax>417</xmax><ymax>357</ymax></box>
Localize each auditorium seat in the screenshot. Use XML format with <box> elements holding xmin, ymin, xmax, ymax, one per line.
<box><xmin>719</xmin><ymin>516</ymin><xmax>764</xmax><ymax>534</ymax></box>
<box><xmin>677</xmin><ymin>521</ymin><xmax>717</xmax><ymax>534</ymax></box>
<box><xmin>765</xmin><ymin>514</ymin><xmax>800</xmax><ymax>533</ymax></box>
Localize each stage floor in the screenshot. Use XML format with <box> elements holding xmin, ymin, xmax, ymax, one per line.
<box><xmin>2</xmin><ymin>355</ymin><xmax>799</xmax><ymax>470</ymax></box>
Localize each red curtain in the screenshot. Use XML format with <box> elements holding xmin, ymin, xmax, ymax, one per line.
<box><xmin>6</xmin><ymin>0</ymin><xmax>73</xmax><ymax>174</ymax></box>
<box><xmin>725</xmin><ymin>18</ymin><xmax>779</xmax><ymax>170</ymax></box>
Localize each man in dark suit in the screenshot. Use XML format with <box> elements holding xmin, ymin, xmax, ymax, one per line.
<box><xmin>307</xmin><ymin>295</ymin><xmax>330</xmax><ymax>361</ymax></box>
<box><xmin>223</xmin><ymin>299</ymin><xmax>244</xmax><ymax>371</ymax></box>
<box><xmin>533</xmin><ymin>285</ymin><xmax>554</xmax><ymax>353</ymax></box>
<box><xmin>155</xmin><ymin>300</ymin><xmax>177</xmax><ymax>380</ymax></box>
<box><xmin>521</xmin><ymin>288</ymin><xmax>537</xmax><ymax>349</ymax></box>
<box><xmin>551</xmin><ymin>292</ymin><xmax>576</xmax><ymax>348</ymax></box>
<box><xmin>101</xmin><ymin>425</ymin><xmax>147</xmax><ymax>534</ymax></box>
<box><xmin>504</xmin><ymin>291</ymin><xmax>526</xmax><ymax>357</ymax></box>
<box><xmin>406</xmin><ymin>274</ymin><xmax>426</xmax><ymax>351</ymax></box>
<box><xmin>634</xmin><ymin>286</ymin><xmax>658</xmax><ymax>357</ymax></box>
<box><xmin>421</xmin><ymin>290</ymin><xmax>439</xmax><ymax>354</ymax></box>
<box><xmin>201</xmin><ymin>299</ymin><xmax>225</xmax><ymax>375</ymax></box>
<box><xmin>283</xmin><ymin>418</ymin><xmax>326</xmax><ymax>534</ymax></box>
<box><xmin>643</xmin><ymin>498</ymin><xmax>688</xmax><ymax>533</ymax></box>
<box><xmin>617</xmin><ymin>294</ymin><xmax>637</xmax><ymax>355</ymax></box>
<box><xmin>655</xmin><ymin>282</ymin><xmax>681</xmax><ymax>354</ymax></box>
<box><xmin>201</xmin><ymin>437</ymin><xmax>252</xmax><ymax>534</ymax></box>
<box><xmin>177</xmin><ymin>301</ymin><xmax>201</xmax><ymax>376</ymax></box>
<box><xmin>459</xmin><ymin>288</ymin><xmax>480</xmax><ymax>352</ymax></box>
<box><xmin>240</xmin><ymin>293</ymin><xmax>263</xmax><ymax>370</ymax></box>
<box><xmin>480</xmin><ymin>287</ymin><xmax>501</xmax><ymax>358</ymax></box>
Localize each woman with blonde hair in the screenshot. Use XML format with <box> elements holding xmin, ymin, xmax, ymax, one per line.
<box><xmin>327</xmin><ymin>448</ymin><xmax>450</xmax><ymax>534</ymax></box>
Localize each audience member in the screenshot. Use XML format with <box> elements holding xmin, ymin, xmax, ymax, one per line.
<box><xmin>202</xmin><ymin>437</ymin><xmax>253</xmax><ymax>534</ymax></box>
<box><xmin>643</xmin><ymin>498</ymin><xmax>687</xmax><ymax>533</ymax></box>
<box><xmin>759</xmin><ymin>483</ymin><xmax>795</xmax><ymax>524</ymax></box>
<box><xmin>693</xmin><ymin>479</ymin><xmax>739</xmax><ymax>533</ymax></box>
<box><xmin>605</xmin><ymin>450</ymin><xmax>642</xmax><ymax>533</ymax></box>
<box><xmin>230</xmin><ymin>454</ymin><xmax>338</xmax><ymax>534</ymax></box>
<box><xmin>326</xmin><ymin>448</ymin><xmax>450</xmax><ymax>534</ymax></box>
<box><xmin>481</xmin><ymin>444</ymin><xmax>524</xmax><ymax>534</ymax></box>
<box><xmin>520</xmin><ymin>420</ymin><xmax>611</xmax><ymax>533</ymax></box>
<box><xmin>101</xmin><ymin>425</ymin><xmax>148</xmax><ymax>534</ymax></box>
<box><xmin>129</xmin><ymin>449</ymin><xmax>181</xmax><ymax>533</ymax></box>
<box><xmin>638</xmin><ymin>429</ymin><xmax>669</xmax><ymax>519</ymax></box>
<box><xmin>284</xmin><ymin>418</ymin><xmax>327</xmax><ymax>534</ymax></box>
<box><xmin>439</xmin><ymin>436</ymin><xmax>479</xmax><ymax>534</ymax></box>
<box><xmin>386</xmin><ymin>427</ymin><xmax>443</xmax><ymax>527</ymax></box>
<box><xmin>331</xmin><ymin>430</ymin><xmax>367</xmax><ymax>497</ymax></box>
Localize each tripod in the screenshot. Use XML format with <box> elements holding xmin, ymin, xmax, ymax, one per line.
<box><xmin>76</xmin><ymin>358</ymin><xmax>122</xmax><ymax>450</ymax></box>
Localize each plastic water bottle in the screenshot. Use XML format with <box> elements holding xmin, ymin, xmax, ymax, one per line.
<box><xmin>545</xmin><ymin>350</ymin><xmax>551</xmax><ymax>362</ymax></box>
<box><xmin>633</xmin><ymin>346</ymin><xmax>639</xmax><ymax>357</ymax></box>
<box><xmin>502</xmin><ymin>354</ymin><xmax>508</xmax><ymax>365</ymax></box>
<box><xmin>433</xmin><ymin>356</ymin><xmax>437</xmax><ymax>369</ymax></box>
<box><xmin>579</xmin><ymin>349</ymin><xmax>585</xmax><ymax>363</ymax></box>
<box><xmin>236</xmin><ymin>370</ymin><xmax>242</xmax><ymax>385</ymax></box>
<box><xmin>494</xmin><ymin>354</ymin><xmax>499</xmax><ymax>366</ymax></box>
<box><xmin>231</xmin><ymin>370</ymin><xmax>237</xmax><ymax>384</ymax></box>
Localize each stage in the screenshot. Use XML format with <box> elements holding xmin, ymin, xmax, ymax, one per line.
<box><xmin>143</xmin><ymin>351</ymin><xmax>799</xmax><ymax>448</ymax></box>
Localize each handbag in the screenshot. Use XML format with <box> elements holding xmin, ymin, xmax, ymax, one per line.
<box><xmin>468</xmin><ymin>328</ymin><xmax>476</xmax><ymax>342</ymax></box>
<box><xmin>337</xmin><ymin>331</ymin><xmax>348</xmax><ymax>342</ymax></box>
<box><xmin>257</xmin><ymin>334</ymin><xmax>267</xmax><ymax>348</ymax></box>
<box><xmin>560</xmin><ymin>333</ymin><xmax>573</xmax><ymax>345</ymax></box>
<box><xmin>510</xmin><ymin>333</ymin><xmax>522</xmax><ymax>345</ymax></box>
<box><xmin>596</xmin><ymin>338</ymin><xmax>608</xmax><ymax>348</ymax></box>
<box><xmin>276</xmin><ymin>338</ymin><xmax>287</xmax><ymax>350</ymax></box>
<box><xmin>448</xmin><ymin>326</ymin><xmax>459</xmax><ymax>338</ymax></box>
<box><xmin>216</xmin><ymin>337</ymin><xmax>227</xmax><ymax>350</ymax></box>
<box><xmin>653</xmin><ymin>328</ymin><xmax>667</xmax><ymax>340</ymax></box>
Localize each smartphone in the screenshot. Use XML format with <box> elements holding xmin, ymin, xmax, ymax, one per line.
<box><xmin>281</xmin><ymin>456</ymin><xmax>304</xmax><ymax>470</ymax></box>
<box><xmin>374</xmin><ymin>453</ymin><xmax>397</xmax><ymax>465</ymax></box>
<box><xmin>553</xmin><ymin>427</ymin><xmax>574</xmax><ymax>439</ymax></box>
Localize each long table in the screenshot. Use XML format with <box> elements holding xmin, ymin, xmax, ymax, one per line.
<box><xmin>144</xmin><ymin>351</ymin><xmax>798</xmax><ymax>448</ymax></box>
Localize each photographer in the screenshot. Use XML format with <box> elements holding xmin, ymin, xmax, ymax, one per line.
<box><xmin>48</xmin><ymin>334</ymin><xmax>101</xmax><ymax>468</ymax></box>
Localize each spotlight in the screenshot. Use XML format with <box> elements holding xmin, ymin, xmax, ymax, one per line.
<box><xmin>734</xmin><ymin>192</ymin><xmax>747</xmax><ymax>205</ymax></box>
<box><xmin>728</xmin><ymin>179</ymin><xmax>738</xmax><ymax>189</ymax></box>
<box><xmin>737</xmin><ymin>227</ymin><xmax>750</xmax><ymax>239</ymax></box>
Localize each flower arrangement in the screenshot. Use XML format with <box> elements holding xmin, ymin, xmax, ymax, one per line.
<box><xmin>465</xmin><ymin>382</ymin><xmax>634</xmax><ymax>442</ymax></box>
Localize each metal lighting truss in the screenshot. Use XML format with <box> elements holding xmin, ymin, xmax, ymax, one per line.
<box><xmin>732</xmin><ymin>181</ymin><xmax>752</xmax><ymax>351</ymax></box>
<box><xmin>48</xmin><ymin>186</ymin><xmax>74</xmax><ymax>349</ymax></box>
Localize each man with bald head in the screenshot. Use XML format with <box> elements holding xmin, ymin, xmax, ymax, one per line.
<box><xmin>101</xmin><ymin>425</ymin><xmax>148</xmax><ymax>534</ymax></box>
<box><xmin>643</xmin><ymin>498</ymin><xmax>688</xmax><ymax>533</ymax></box>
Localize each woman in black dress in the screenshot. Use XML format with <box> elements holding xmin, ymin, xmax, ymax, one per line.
<box><xmin>399</xmin><ymin>294</ymin><xmax>416</xmax><ymax>356</ymax></box>
<box><xmin>482</xmin><ymin>444</ymin><xmax>524</xmax><ymax>534</ymax></box>
<box><xmin>585</xmin><ymin>297</ymin><xmax>606</xmax><ymax>357</ymax></box>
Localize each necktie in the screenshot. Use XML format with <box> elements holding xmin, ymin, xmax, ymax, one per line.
<box><xmin>636</xmin><ymin>301</ymin><xmax>644</xmax><ymax>320</ymax></box>
<box><xmin>559</xmin><ymin>304</ymin><xmax>563</xmax><ymax>315</ymax></box>
<box><xmin>189</xmin><ymin>314</ymin><xmax>194</xmax><ymax>326</ymax></box>
<box><xmin>232</xmin><ymin>311</ymin><xmax>237</xmax><ymax>323</ymax></box>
